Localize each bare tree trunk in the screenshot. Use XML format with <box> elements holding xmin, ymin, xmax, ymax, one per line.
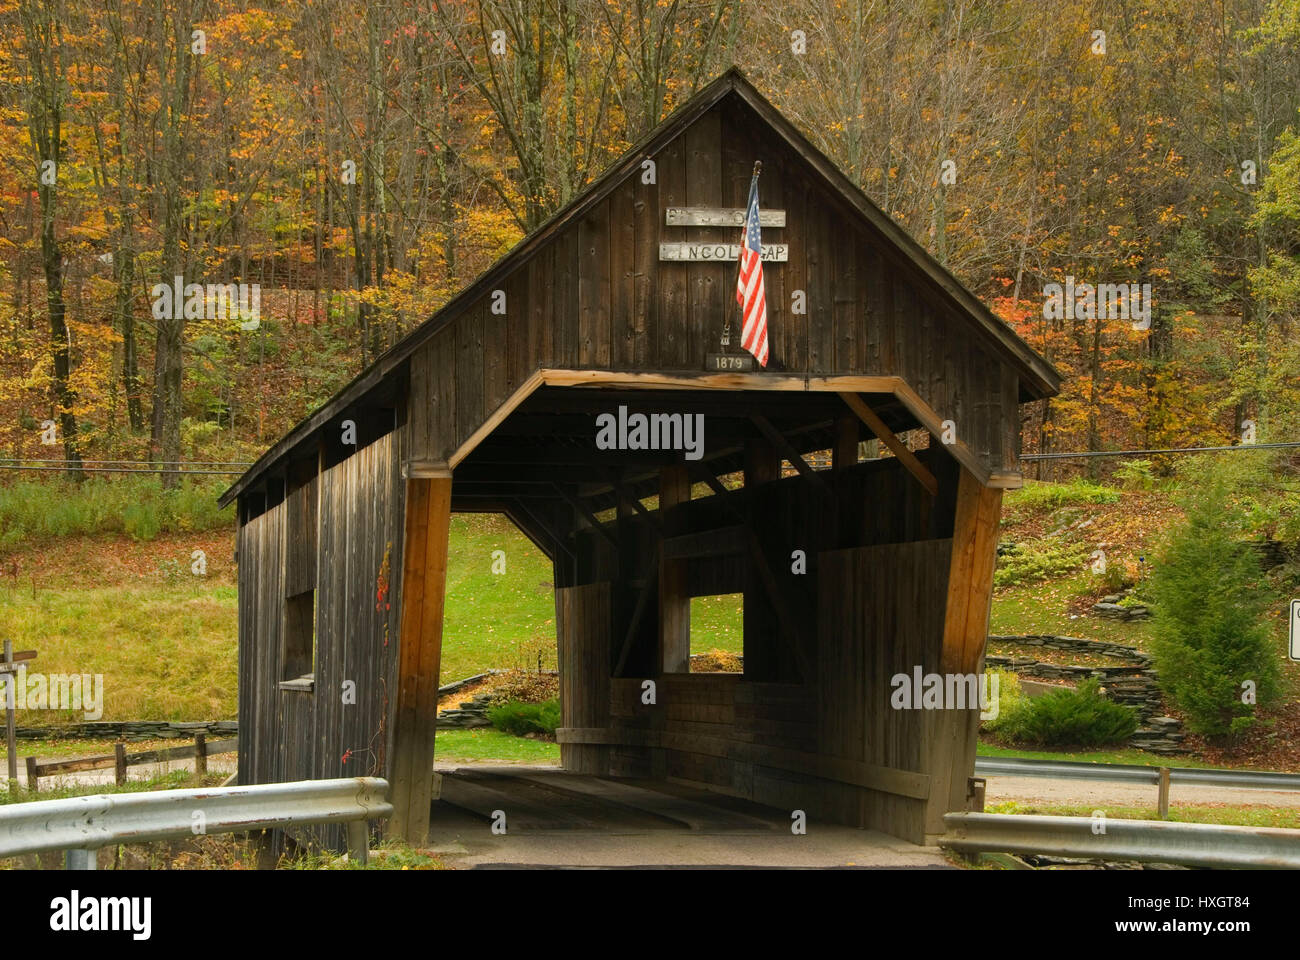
<box><xmin>19</xmin><ymin>0</ymin><xmax>83</xmax><ymax>481</ymax></box>
<box><xmin>150</xmin><ymin>0</ymin><xmax>199</xmax><ymax>487</ymax></box>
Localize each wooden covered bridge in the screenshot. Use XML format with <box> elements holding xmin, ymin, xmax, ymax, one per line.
<box><xmin>219</xmin><ymin>68</ymin><xmax>1060</xmax><ymax>849</ymax></box>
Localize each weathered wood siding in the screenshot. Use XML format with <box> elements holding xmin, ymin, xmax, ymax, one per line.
<box><xmin>405</xmin><ymin>95</ymin><xmax>1021</xmax><ymax>474</ymax></box>
<box><xmin>557</xmin><ymin>582</ymin><xmax>612</xmax><ymax>775</ymax></box>
<box><xmin>236</xmin><ymin>431</ymin><xmax>406</xmax><ymax>848</ymax></box>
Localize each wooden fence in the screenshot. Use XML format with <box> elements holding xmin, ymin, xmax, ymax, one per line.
<box><xmin>22</xmin><ymin>734</ymin><xmax>237</xmax><ymax>791</ymax></box>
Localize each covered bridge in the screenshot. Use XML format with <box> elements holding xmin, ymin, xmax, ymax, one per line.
<box><xmin>219</xmin><ymin>68</ymin><xmax>1060</xmax><ymax>849</ymax></box>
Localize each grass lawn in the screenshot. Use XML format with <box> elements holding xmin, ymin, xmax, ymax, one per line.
<box><xmin>0</xmin><ymin>768</ymin><xmax>220</xmax><ymax>805</ymax></box>
<box><xmin>976</xmin><ymin>740</ymin><xmax>1224</xmax><ymax>769</ymax></box>
<box><xmin>439</xmin><ymin>515</ymin><xmax>557</xmax><ymax>680</ymax></box>
<box><xmin>435</xmin><ymin>728</ymin><xmax>559</xmax><ymax>763</ymax></box>
<box><xmin>0</xmin><ymin>582</ymin><xmax>238</xmax><ymax>722</ymax></box>
<box><xmin>991</xmin><ymin>572</ymin><xmax>1154</xmax><ymax>647</ymax></box>
<box><xmin>689</xmin><ymin>593</ymin><xmax>743</xmax><ymax>656</ymax></box>
<box><xmin>986</xmin><ymin>799</ymin><xmax>1300</xmax><ymax>830</ymax></box>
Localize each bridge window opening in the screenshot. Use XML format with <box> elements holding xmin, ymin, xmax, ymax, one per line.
<box><xmin>689</xmin><ymin>593</ymin><xmax>744</xmax><ymax>673</ymax></box>
<box><xmin>281</xmin><ymin>589</ymin><xmax>316</xmax><ymax>686</ymax></box>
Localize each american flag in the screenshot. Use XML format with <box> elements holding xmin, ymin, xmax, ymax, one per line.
<box><xmin>735</xmin><ymin>168</ymin><xmax>769</xmax><ymax>367</ymax></box>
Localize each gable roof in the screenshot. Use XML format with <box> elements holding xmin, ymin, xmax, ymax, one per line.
<box><xmin>220</xmin><ymin>67</ymin><xmax>1060</xmax><ymax>509</ymax></box>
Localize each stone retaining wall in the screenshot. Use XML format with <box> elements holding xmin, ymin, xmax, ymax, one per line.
<box><xmin>985</xmin><ymin>634</ymin><xmax>1187</xmax><ymax>755</ymax></box>
<box><xmin>13</xmin><ymin>720</ymin><xmax>238</xmax><ymax>742</ymax></box>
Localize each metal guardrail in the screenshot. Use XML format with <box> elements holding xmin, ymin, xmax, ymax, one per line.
<box><xmin>0</xmin><ymin>777</ymin><xmax>391</xmax><ymax>869</ymax></box>
<box><xmin>974</xmin><ymin>755</ymin><xmax>1300</xmax><ymax>790</ymax></box>
<box><xmin>943</xmin><ymin>811</ymin><xmax>1300</xmax><ymax>869</ymax></box>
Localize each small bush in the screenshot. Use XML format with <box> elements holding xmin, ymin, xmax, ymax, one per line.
<box><xmin>994</xmin><ymin>678</ymin><xmax>1138</xmax><ymax>746</ymax></box>
<box><xmin>1005</xmin><ymin>479</ymin><xmax>1120</xmax><ymax>515</ymax></box>
<box><xmin>1147</xmin><ymin>463</ymin><xmax>1280</xmax><ymax>737</ymax></box>
<box><xmin>980</xmin><ymin>669</ymin><xmax>1027</xmax><ymax>734</ymax></box>
<box><xmin>690</xmin><ymin>648</ymin><xmax>743</xmax><ymax>672</ymax></box>
<box><xmin>488</xmin><ymin>669</ymin><xmax>558</xmax><ymax>704</ymax></box>
<box><xmin>1112</xmin><ymin>459</ymin><xmax>1158</xmax><ymax>491</ymax></box>
<box><xmin>487</xmin><ymin>698</ymin><xmax>560</xmax><ymax>737</ymax></box>
<box><xmin>994</xmin><ymin>538</ymin><xmax>1090</xmax><ymax>588</ymax></box>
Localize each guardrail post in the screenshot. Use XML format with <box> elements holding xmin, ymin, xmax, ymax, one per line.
<box><xmin>1157</xmin><ymin>767</ymin><xmax>1170</xmax><ymax>819</ymax></box>
<box><xmin>114</xmin><ymin>742</ymin><xmax>127</xmax><ymax>786</ymax></box>
<box><xmin>65</xmin><ymin>848</ymin><xmax>97</xmax><ymax>870</ymax></box>
<box><xmin>194</xmin><ymin>733</ymin><xmax>207</xmax><ymax>778</ymax></box>
<box><xmin>25</xmin><ymin>755</ymin><xmax>37</xmax><ymax>793</ymax></box>
<box><xmin>967</xmin><ymin>777</ymin><xmax>986</xmax><ymax>813</ymax></box>
<box><xmin>347</xmin><ymin>821</ymin><xmax>369</xmax><ymax>865</ymax></box>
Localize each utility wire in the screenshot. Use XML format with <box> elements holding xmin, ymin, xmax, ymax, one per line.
<box><xmin>0</xmin><ymin>458</ymin><xmax>252</xmax><ymax>466</ymax></box>
<box><xmin>0</xmin><ymin>464</ymin><xmax>244</xmax><ymax>475</ymax></box>
<box><xmin>1020</xmin><ymin>442</ymin><xmax>1300</xmax><ymax>461</ymax></box>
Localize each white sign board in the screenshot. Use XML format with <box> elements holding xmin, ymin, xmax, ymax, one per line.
<box><xmin>666</xmin><ymin>207</ymin><xmax>786</xmax><ymax>228</ymax></box>
<box><xmin>659</xmin><ymin>242</ymin><xmax>788</xmax><ymax>262</ymax></box>
<box><xmin>1291</xmin><ymin>599</ymin><xmax>1300</xmax><ymax>661</ymax></box>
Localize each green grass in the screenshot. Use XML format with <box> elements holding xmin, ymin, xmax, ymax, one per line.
<box><xmin>976</xmin><ymin>741</ymin><xmax>1242</xmax><ymax>769</ymax></box>
<box><xmin>440</xmin><ymin>514</ymin><xmax>558</xmax><ymax>680</ymax></box>
<box><xmin>689</xmin><ymin>593</ymin><xmax>743</xmax><ymax>656</ymax></box>
<box><xmin>283</xmin><ymin>840</ymin><xmax>447</xmax><ymax>870</ymax></box>
<box><xmin>0</xmin><ymin>477</ymin><xmax>232</xmax><ymax>548</ymax></box>
<box><xmin>991</xmin><ymin>572</ymin><xmax>1154</xmax><ymax>647</ymax></box>
<box><xmin>1003</xmin><ymin>478</ymin><xmax>1121</xmax><ymax>518</ymax></box>
<box><xmin>986</xmin><ymin>799</ymin><xmax>1300</xmax><ymax>829</ymax></box>
<box><xmin>0</xmin><ymin>582</ymin><xmax>237</xmax><ymax>722</ymax></box>
<box><xmin>0</xmin><ymin>768</ymin><xmax>213</xmax><ymax>805</ymax></box>
<box><xmin>435</xmin><ymin>728</ymin><xmax>559</xmax><ymax>763</ymax></box>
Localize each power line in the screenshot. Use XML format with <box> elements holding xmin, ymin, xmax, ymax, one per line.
<box><xmin>1020</xmin><ymin>441</ymin><xmax>1300</xmax><ymax>461</ymax></box>
<box><xmin>0</xmin><ymin>458</ymin><xmax>251</xmax><ymax>466</ymax></box>
<box><xmin>0</xmin><ymin>464</ymin><xmax>244</xmax><ymax>476</ymax></box>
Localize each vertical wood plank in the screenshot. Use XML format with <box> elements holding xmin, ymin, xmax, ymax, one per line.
<box><xmin>389</xmin><ymin>476</ymin><xmax>452</xmax><ymax>842</ymax></box>
<box><xmin>658</xmin><ymin>465</ymin><xmax>691</xmax><ymax>674</ymax></box>
<box><xmin>806</xmin><ymin>188</ymin><xmax>834</xmax><ymax>374</ymax></box>
<box><xmin>578</xmin><ymin>201</ymin><xmax>611</xmax><ymax>367</ymax></box>
<box><xmin>610</xmin><ymin>178</ymin><xmax>638</xmax><ymax>368</ymax></box>
<box><xmin>456</xmin><ymin>310</ymin><xmax>485</xmax><ymax>451</ymax></box>
<box><xmin>686</xmin><ymin>108</ymin><xmax>724</xmax><ymax>368</ymax></box>
<box><xmin>553</xmin><ymin>226</ymin><xmax>580</xmax><ymax>369</ymax></box>
<box><xmin>655</xmin><ymin>137</ymin><xmax>688</xmax><ymax>367</ymax></box>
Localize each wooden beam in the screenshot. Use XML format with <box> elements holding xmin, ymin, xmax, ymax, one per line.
<box><xmin>688</xmin><ymin>460</ymin><xmax>730</xmax><ymax>499</ymax></box>
<box><xmin>448</xmin><ymin>370</ymin><xmax>544</xmax><ymax>468</ymax></box>
<box><xmin>613</xmin><ymin>480</ymin><xmax>663</xmax><ymax>536</ymax></box>
<box><xmin>928</xmin><ymin>466</ymin><xmax>1003</xmax><ymax>836</ymax></box>
<box><xmin>837</xmin><ymin>391</ymin><xmax>939</xmax><ymax>496</ymax></box>
<box><xmin>833</xmin><ymin>413</ymin><xmax>859</xmax><ymax>470</ymax></box>
<box><xmin>749</xmin><ymin>414</ymin><xmax>830</xmax><ymax>495</ymax></box>
<box><xmin>543</xmin><ymin>369</ymin><xmax>899</xmax><ymax>395</ymax></box>
<box><xmin>659</xmin><ymin>465</ymin><xmax>691</xmax><ymax>675</ymax></box>
<box><xmin>745</xmin><ymin>531</ymin><xmax>812</xmax><ymax>682</ymax></box>
<box><xmin>941</xmin><ymin>467</ymin><xmax>1003</xmax><ymax>676</ymax></box>
<box><xmin>662</xmin><ymin>525</ymin><xmax>748</xmax><ymax>560</ymax></box>
<box><xmin>552</xmin><ymin>483</ymin><xmax>618</xmax><ymax>548</ymax></box>
<box><xmin>402</xmin><ymin>460</ymin><xmax>452</xmax><ymax>479</ymax></box>
<box><xmin>886</xmin><ymin>377</ymin><xmax>989</xmax><ymax>485</ymax></box>
<box><xmin>613</xmin><ymin>564</ymin><xmax>659</xmax><ymax>678</ymax></box>
<box><xmin>508</xmin><ymin>499</ymin><xmax>573</xmax><ymax>562</ymax></box>
<box><xmin>389</xmin><ymin>475</ymin><xmax>453</xmax><ymax>844</ymax></box>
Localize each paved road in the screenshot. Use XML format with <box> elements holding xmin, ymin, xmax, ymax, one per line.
<box><xmin>2</xmin><ymin>755</ymin><xmax>236</xmax><ymax>791</ymax></box>
<box><xmin>985</xmin><ymin>774</ymin><xmax>1300</xmax><ymax>809</ymax></box>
